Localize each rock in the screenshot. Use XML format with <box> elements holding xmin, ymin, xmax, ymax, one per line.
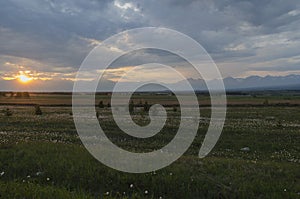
<box><xmin>240</xmin><ymin>147</ymin><xmax>250</xmax><ymax>152</ymax></box>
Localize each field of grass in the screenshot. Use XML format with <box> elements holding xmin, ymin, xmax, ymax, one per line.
<box><xmin>0</xmin><ymin>94</ymin><xmax>299</xmax><ymax>198</ymax></box>
<box><xmin>1</xmin><ymin>92</ymin><xmax>300</xmax><ymax>106</ymax></box>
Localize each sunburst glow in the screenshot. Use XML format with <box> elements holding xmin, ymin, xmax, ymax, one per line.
<box><xmin>18</xmin><ymin>74</ymin><xmax>32</xmax><ymax>83</ymax></box>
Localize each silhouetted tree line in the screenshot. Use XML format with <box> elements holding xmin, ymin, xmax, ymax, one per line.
<box><xmin>0</xmin><ymin>92</ymin><xmax>30</xmax><ymax>98</ymax></box>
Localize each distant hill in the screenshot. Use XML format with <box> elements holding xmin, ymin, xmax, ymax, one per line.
<box><xmin>172</xmin><ymin>74</ymin><xmax>300</xmax><ymax>91</ymax></box>
<box><xmin>105</xmin><ymin>74</ymin><xmax>300</xmax><ymax>92</ymax></box>
<box><xmin>223</xmin><ymin>75</ymin><xmax>300</xmax><ymax>91</ymax></box>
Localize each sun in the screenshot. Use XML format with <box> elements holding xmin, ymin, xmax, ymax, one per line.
<box><xmin>18</xmin><ymin>74</ymin><xmax>32</xmax><ymax>83</ymax></box>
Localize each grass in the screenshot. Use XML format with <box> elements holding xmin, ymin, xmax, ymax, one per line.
<box><xmin>0</xmin><ymin>97</ymin><xmax>299</xmax><ymax>198</ymax></box>
<box><xmin>1</xmin><ymin>92</ymin><xmax>300</xmax><ymax>106</ymax></box>
<box><xmin>0</xmin><ymin>181</ymin><xmax>91</xmax><ymax>199</ymax></box>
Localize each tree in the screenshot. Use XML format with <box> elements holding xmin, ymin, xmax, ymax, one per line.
<box><xmin>23</xmin><ymin>92</ymin><xmax>30</xmax><ymax>98</ymax></box>
<box><xmin>16</xmin><ymin>92</ymin><xmax>22</xmax><ymax>98</ymax></box>
<box><xmin>15</xmin><ymin>92</ymin><xmax>30</xmax><ymax>98</ymax></box>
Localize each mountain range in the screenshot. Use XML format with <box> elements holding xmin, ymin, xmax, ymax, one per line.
<box><xmin>136</xmin><ymin>74</ymin><xmax>300</xmax><ymax>92</ymax></box>
<box><xmin>1</xmin><ymin>75</ymin><xmax>299</xmax><ymax>92</ymax></box>
<box><xmin>182</xmin><ymin>74</ymin><xmax>300</xmax><ymax>91</ymax></box>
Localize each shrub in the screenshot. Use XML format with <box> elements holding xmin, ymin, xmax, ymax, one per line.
<box><xmin>98</xmin><ymin>101</ymin><xmax>104</xmax><ymax>108</ymax></box>
<box><xmin>139</xmin><ymin>100</ymin><xmax>143</xmax><ymax>106</ymax></box>
<box><xmin>129</xmin><ymin>100</ymin><xmax>134</xmax><ymax>113</ymax></box>
<box><xmin>4</xmin><ymin>108</ymin><xmax>12</xmax><ymax>116</ymax></box>
<box><xmin>143</xmin><ymin>101</ymin><xmax>150</xmax><ymax>112</ymax></box>
<box><xmin>173</xmin><ymin>106</ymin><xmax>177</xmax><ymax>112</ymax></box>
<box><xmin>263</xmin><ymin>99</ymin><xmax>269</xmax><ymax>106</ymax></box>
<box><xmin>35</xmin><ymin>105</ymin><xmax>42</xmax><ymax>115</ymax></box>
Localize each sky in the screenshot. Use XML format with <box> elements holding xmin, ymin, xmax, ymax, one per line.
<box><xmin>0</xmin><ymin>0</ymin><xmax>300</xmax><ymax>91</ymax></box>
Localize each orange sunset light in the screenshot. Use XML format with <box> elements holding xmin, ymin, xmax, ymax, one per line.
<box><xmin>18</xmin><ymin>73</ymin><xmax>33</xmax><ymax>83</ymax></box>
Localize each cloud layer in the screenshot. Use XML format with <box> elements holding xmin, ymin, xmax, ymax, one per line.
<box><xmin>0</xmin><ymin>0</ymin><xmax>300</xmax><ymax>90</ymax></box>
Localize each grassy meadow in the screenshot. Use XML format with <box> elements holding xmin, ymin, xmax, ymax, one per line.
<box><xmin>0</xmin><ymin>93</ymin><xmax>299</xmax><ymax>198</ymax></box>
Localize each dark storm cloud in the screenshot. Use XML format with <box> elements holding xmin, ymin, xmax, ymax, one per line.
<box><xmin>0</xmin><ymin>0</ymin><xmax>300</xmax><ymax>90</ymax></box>
<box><xmin>0</xmin><ymin>0</ymin><xmax>145</xmax><ymax>71</ymax></box>
<box><xmin>137</xmin><ymin>0</ymin><xmax>300</xmax><ymax>51</ymax></box>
